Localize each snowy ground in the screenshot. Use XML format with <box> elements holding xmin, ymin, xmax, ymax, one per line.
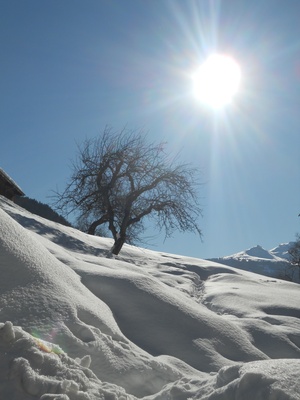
<box><xmin>1</xmin><ymin>195</ymin><xmax>300</xmax><ymax>399</ymax></box>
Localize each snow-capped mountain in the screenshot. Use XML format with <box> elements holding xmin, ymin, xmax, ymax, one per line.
<box><xmin>209</xmin><ymin>243</ymin><xmax>297</xmax><ymax>282</ymax></box>
<box><xmin>224</xmin><ymin>243</ymin><xmax>294</xmax><ymax>261</ymax></box>
<box><xmin>270</xmin><ymin>242</ymin><xmax>295</xmax><ymax>260</ymax></box>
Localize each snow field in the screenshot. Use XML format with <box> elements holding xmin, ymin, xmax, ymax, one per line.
<box><xmin>0</xmin><ymin>196</ymin><xmax>300</xmax><ymax>399</ymax></box>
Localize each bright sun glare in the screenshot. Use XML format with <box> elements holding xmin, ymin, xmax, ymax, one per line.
<box><xmin>193</xmin><ymin>54</ymin><xmax>241</xmax><ymax>108</ymax></box>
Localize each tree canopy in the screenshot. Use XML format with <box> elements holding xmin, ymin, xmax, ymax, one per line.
<box><xmin>54</xmin><ymin>127</ymin><xmax>202</xmax><ymax>255</ymax></box>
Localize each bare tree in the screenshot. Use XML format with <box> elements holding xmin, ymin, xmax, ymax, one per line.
<box><xmin>53</xmin><ymin>127</ymin><xmax>202</xmax><ymax>255</ymax></box>
<box><xmin>288</xmin><ymin>234</ymin><xmax>300</xmax><ymax>281</ymax></box>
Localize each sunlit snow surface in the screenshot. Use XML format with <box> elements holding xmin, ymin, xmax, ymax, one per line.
<box><xmin>0</xmin><ymin>196</ymin><xmax>300</xmax><ymax>399</ymax></box>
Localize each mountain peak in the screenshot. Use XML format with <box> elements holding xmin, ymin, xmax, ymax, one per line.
<box><xmin>245</xmin><ymin>245</ymin><xmax>275</xmax><ymax>260</ymax></box>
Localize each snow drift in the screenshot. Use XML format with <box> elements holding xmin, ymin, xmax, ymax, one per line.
<box><xmin>0</xmin><ymin>195</ymin><xmax>300</xmax><ymax>399</ymax></box>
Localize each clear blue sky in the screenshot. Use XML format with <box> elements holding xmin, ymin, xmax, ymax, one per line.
<box><xmin>1</xmin><ymin>0</ymin><xmax>299</xmax><ymax>258</ymax></box>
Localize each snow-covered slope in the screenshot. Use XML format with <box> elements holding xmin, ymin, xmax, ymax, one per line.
<box><xmin>209</xmin><ymin>243</ymin><xmax>297</xmax><ymax>282</ymax></box>
<box><xmin>1</xmin><ymin>195</ymin><xmax>300</xmax><ymax>399</ymax></box>
<box><xmin>271</xmin><ymin>242</ymin><xmax>295</xmax><ymax>260</ymax></box>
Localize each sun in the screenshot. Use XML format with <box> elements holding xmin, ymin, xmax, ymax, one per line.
<box><xmin>192</xmin><ymin>54</ymin><xmax>241</xmax><ymax>108</ymax></box>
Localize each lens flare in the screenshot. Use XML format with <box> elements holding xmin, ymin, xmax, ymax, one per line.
<box><xmin>30</xmin><ymin>323</ymin><xmax>65</xmax><ymax>355</ymax></box>
<box><xmin>193</xmin><ymin>54</ymin><xmax>241</xmax><ymax>108</ymax></box>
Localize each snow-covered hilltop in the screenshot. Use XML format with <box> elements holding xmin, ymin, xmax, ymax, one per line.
<box><xmin>209</xmin><ymin>243</ymin><xmax>297</xmax><ymax>283</ymax></box>
<box><xmin>0</xmin><ymin>195</ymin><xmax>300</xmax><ymax>399</ymax></box>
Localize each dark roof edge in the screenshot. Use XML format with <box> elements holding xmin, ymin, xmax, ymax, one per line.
<box><xmin>0</xmin><ymin>168</ymin><xmax>25</xmax><ymax>196</ymax></box>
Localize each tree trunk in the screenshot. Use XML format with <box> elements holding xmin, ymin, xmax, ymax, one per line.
<box><xmin>87</xmin><ymin>216</ymin><xmax>108</xmax><ymax>235</ymax></box>
<box><xmin>87</xmin><ymin>222</ymin><xmax>97</xmax><ymax>235</ymax></box>
<box><xmin>111</xmin><ymin>236</ymin><xmax>126</xmax><ymax>255</ymax></box>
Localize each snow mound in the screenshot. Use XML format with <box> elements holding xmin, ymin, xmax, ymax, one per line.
<box><xmin>1</xmin><ymin>196</ymin><xmax>300</xmax><ymax>399</ymax></box>
<box><xmin>154</xmin><ymin>359</ymin><xmax>300</xmax><ymax>399</ymax></box>
<box><xmin>2</xmin><ymin>321</ymin><xmax>300</xmax><ymax>400</ymax></box>
<box><xmin>0</xmin><ymin>206</ymin><xmax>182</xmax><ymax>397</ymax></box>
<box><xmin>0</xmin><ymin>321</ymin><xmax>132</xmax><ymax>400</ymax></box>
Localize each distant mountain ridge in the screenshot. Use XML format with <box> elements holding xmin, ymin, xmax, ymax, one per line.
<box><xmin>269</xmin><ymin>242</ymin><xmax>293</xmax><ymax>260</ymax></box>
<box><xmin>223</xmin><ymin>243</ymin><xmax>293</xmax><ymax>262</ymax></box>
<box><xmin>208</xmin><ymin>242</ymin><xmax>297</xmax><ymax>282</ymax></box>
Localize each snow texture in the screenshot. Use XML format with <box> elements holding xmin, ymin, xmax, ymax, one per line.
<box><xmin>0</xmin><ymin>195</ymin><xmax>300</xmax><ymax>399</ymax></box>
